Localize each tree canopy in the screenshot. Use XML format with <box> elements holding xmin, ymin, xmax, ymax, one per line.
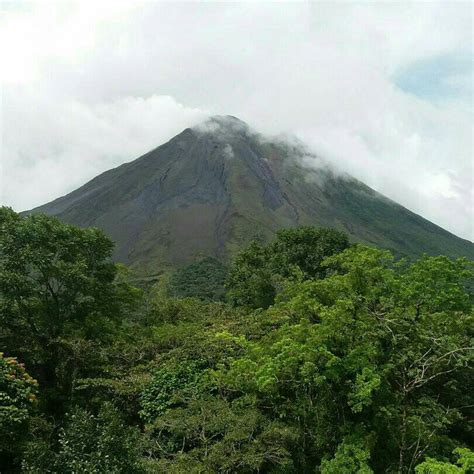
<box><xmin>168</xmin><ymin>257</ymin><xmax>228</xmax><ymax>301</ymax></box>
<box><xmin>1</xmin><ymin>208</ymin><xmax>472</xmax><ymax>473</ymax></box>
<box><xmin>0</xmin><ymin>207</ymin><xmax>139</xmax><ymax>417</ymax></box>
<box><xmin>226</xmin><ymin>226</ymin><xmax>350</xmax><ymax>308</ymax></box>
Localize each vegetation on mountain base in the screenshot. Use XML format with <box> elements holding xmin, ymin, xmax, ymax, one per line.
<box><xmin>1</xmin><ymin>207</ymin><xmax>472</xmax><ymax>473</ymax></box>
<box><xmin>226</xmin><ymin>226</ymin><xmax>350</xmax><ymax>308</ymax></box>
<box><xmin>168</xmin><ymin>257</ymin><xmax>228</xmax><ymax>302</ymax></box>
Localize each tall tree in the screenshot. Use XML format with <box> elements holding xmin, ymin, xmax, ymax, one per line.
<box><xmin>0</xmin><ymin>207</ymin><xmax>138</xmax><ymax>415</ymax></box>
<box><xmin>0</xmin><ymin>353</ymin><xmax>38</xmax><ymax>471</ymax></box>
<box><xmin>226</xmin><ymin>226</ymin><xmax>349</xmax><ymax>308</ymax></box>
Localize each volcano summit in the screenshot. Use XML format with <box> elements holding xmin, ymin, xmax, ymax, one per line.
<box><xmin>30</xmin><ymin>116</ymin><xmax>474</xmax><ymax>275</ymax></box>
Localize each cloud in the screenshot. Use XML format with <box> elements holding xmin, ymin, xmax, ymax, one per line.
<box><xmin>222</xmin><ymin>144</ymin><xmax>234</xmax><ymax>160</ymax></box>
<box><xmin>0</xmin><ymin>1</ymin><xmax>472</xmax><ymax>240</ymax></box>
<box><xmin>1</xmin><ymin>91</ymin><xmax>208</xmax><ymax>210</ymax></box>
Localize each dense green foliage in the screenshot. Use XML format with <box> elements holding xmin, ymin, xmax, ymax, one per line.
<box><xmin>226</xmin><ymin>226</ymin><xmax>350</xmax><ymax>308</ymax></box>
<box><xmin>1</xmin><ymin>207</ymin><xmax>472</xmax><ymax>472</ymax></box>
<box><xmin>0</xmin><ymin>207</ymin><xmax>139</xmax><ymax>418</ymax></box>
<box><xmin>0</xmin><ymin>353</ymin><xmax>38</xmax><ymax>469</ymax></box>
<box><xmin>168</xmin><ymin>257</ymin><xmax>228</xmax><ymax>301</ymax></box>
<box><xmin>415</xmin><ymin>447</ymin><xmax>474</xmax><ymax>473</ymax></box>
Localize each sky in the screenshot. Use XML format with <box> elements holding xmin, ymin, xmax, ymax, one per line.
<box><xmin>0</xmin><ymin>1</ymin><xmax>472</xmax><ymax>240</ymax></box>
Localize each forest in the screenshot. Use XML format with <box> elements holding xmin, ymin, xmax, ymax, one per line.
<box><xmin>1</xmin><ymin>206</ymin><xmax>473</xmax><ymax>473</ymax></box>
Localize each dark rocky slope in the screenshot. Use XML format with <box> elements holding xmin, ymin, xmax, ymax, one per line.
<box><xmin>30</xmin><ymin>116</ymin><xmax>474</xmax><ymax>275</ymax></box>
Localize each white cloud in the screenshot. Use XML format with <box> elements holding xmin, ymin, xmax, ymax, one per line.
<box><xmin>1</xmin><ymin>91</ymin><xmax>208</xmax><ymax>210</ymax></box>
<box><xmin>0</xmin><ymin>1</ymin><xmax>472</xmax><ymax>240</ymax></box>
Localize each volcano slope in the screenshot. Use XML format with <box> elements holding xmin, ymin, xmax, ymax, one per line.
<box><xmin>29</xmin><ymin>116</ymin><xmax>474</xmax><ymax>275</ymax></box>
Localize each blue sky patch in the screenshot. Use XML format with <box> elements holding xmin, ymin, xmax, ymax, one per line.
<box><xmin>394</xmin><ymin>52</ymin><xmax>472</xmax><ymax>102</ymax></box>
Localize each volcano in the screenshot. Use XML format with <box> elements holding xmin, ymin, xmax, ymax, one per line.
<box><xmin>30</xmin><ymin>116</ymin><xmax>474</xmax><ymax>275</ymax></box>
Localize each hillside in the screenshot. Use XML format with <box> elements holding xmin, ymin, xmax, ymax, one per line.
<box><xmin>29</xmin><ymin>115</ymin><xmax>474</xmax><ymax>274</ymax></box>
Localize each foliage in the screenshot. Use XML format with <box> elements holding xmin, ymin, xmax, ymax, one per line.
<box><xmin>320</xmin><ymin>437</ymin><xmax>373</xmax><ymax>474</ymax></box>
<box><xmin>270</xmin><ymin>226</ymin><xmax>350</xmax><ymax>279</ymax></box>
<box><xmin>168</xmin><ymin>257</ymin><xmax>228</xmax><ymax>301</ymax></box>
<box><xmin>0</xmin><ymin>353</ymin><xmax>38</xmax><ymax>436</ymax></box>
<box><xmin>0</xmin><ymin>207</ymin><xmax>140</xmax><ymax>416</ymax></box>
<box><xmin>226</xmin><ymin>226</ymin><xmax>350</xmax><ymax>308</ymax></box>
<box><xmin>0</xmin><ymin>354</ymin><xmax>38</xmax><ymax>470</ymax></box>
<box><xmin>415</xmin><ymin>448</ymin><xmax>474</xmax><ymax>473</ymax></box>
<box><xmin>219</xmin><ymin>245</ymin><xmax>474</xmax><ymax>471</ymax></box>
<box><xmin>226</xmin><ymin>240</ymin><xmax>276</xmax><ymax>309</ymax></box>
<box><xmin>23</xmin><ymin>404</ymin><xmax>143</xmax><ymax>473</ymax></box>
<box><xmin>143</xmin><ymin>398</ymin><xmax>296</xmax><ymax>473</ymax></box>
<box><xmin>1</xmin><ymin>212</ymin><xmax>472</xmax><ymax>473</ymax></box>
<box><xmin>140</xmin><ymin>362</ymin><xmax>205</xmax><ymax>422</ymax></box>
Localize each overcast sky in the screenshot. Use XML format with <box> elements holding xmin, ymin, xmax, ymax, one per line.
<box><xmin>1</xmin><ymin>1</ymin><xmax>472</xmax><ymax>240</ymax></box>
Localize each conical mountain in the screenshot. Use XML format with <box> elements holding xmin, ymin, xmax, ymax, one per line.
<box><xmin>30</xmin><ymin>116</ymin><xmax>474</xmax><ymax>275</ymax></box>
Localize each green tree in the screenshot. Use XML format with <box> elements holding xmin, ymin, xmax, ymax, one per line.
<box><xmin>270</xmin><ymin>226</ymin><xmax>350</xmax><ymax>279</ymax></box>
<box><xmin>0</xmin><ymin>207</ymin><xmax>139</xmax><ymax>414</ymax></box>
<box><xmin>140</xmin><ymin>361</ymin><xmax>204</xmax><ymax>422</ymax></box>
<box><xmin>226</xmin><ymin>240</ymin><xmax>276</xmax><ymax>309</ymax></box>
<box><xmin>218</xmin><ymin>246</ymin><xmax>473</xmax><ymax>471</ymax></box>
<box><xmin>143</xmin><ymin>398</ymin><xmax>296</xmax><ymax>473</ymax></box>
<box><xmin>22</xmin><ymin>404</ymin><xmax>143</xmax><ymax>473</ymax></box>
<box><xmin>0</xmin><ymin>353</ymin><xmax>38</xmax><ymax>471</ymax></box>
<box><xmin>321</xmin><ymin>436</ymin><xmax>373</xmax><ymax>474</ymax></box>
<box><xmin>226</xmin><ymin>226</ymin><xmax>349</xmax><ymax>309</ymax></box>
<box><xmin>168</xmin><ymin>257</ymin><xmax>228</xmax><ymax>301</ymax></box>
<box><xmin>415</xmin><ymin>447</ymin><xmax>474</xmax><ymax>473</ymax></box>
<box><xmin>3</xmin><ymin>207</ymin><xmax>471</xmax><ymax>473</ymax></box>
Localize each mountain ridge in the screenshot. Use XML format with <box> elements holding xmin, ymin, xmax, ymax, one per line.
<box><xmin>29</xmin><ymin>116</ymin><xmax>474</xmax><ymax>274</ymax></box>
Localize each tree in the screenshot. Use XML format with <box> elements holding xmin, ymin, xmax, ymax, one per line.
<box><xmin>218</xmin><ymin>246</ymin><xmax>473</xmax><ymax>471</ymax></box>
<box><xmin>0</xmin><ymin>207</ymin><xmax>139</xmax><ymax>414</ymax></box>
<box><xmin>168</xmin><ymin>257</ymin><xmax>228</xmax><ymax>301</ymax></box>
<box><xmin>226</xmin><ymin>241</ymin><xmax>276</xmax><ymax>309</ymax></box>
<box><xmin>415</xmin><ymin>448</ymin><xmax>474</xmax><ymax>473</ymax></box>
<box><xmin>226</xmin><ymin>226</ymin><xmax>350</xmax><ymax>309</ymax></box>
<box><xmin>22</xmin><ymin>404</ymin><xmax>143</xmax><ymax>473</ymax></box>
<box><xmin>3</xmin><ymin>207</ymin><xmax>472</xmax><ymax>472</ymax></box>
<box><xmin>270</xmin><ymin>226</ymin><xmax>350</xmax><ymax>279</ymax></box>
<box><xmin>320</xmin><ymin>437</ymin><xmax>373</xmax><ymax>474</ymax></box>
<box><xmin>0</xmin><ymin>353</ymin><xmax>38</xmax><ymax>471</ymax></box>
<box><xmin>142</xmin><ymin>398</ymin><xmax>296</xmax><ymax>473</ymax></box>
